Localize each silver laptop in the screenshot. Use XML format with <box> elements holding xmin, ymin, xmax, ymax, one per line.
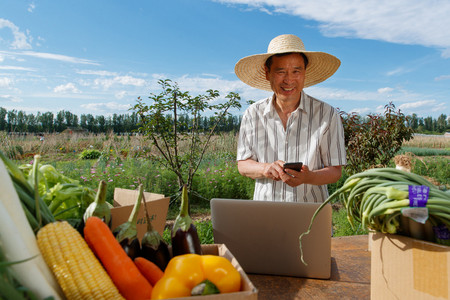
<box><xmin>210</xmin><ymin>198</ymin><xmax>332</xmax><ymax>279</ymax></box>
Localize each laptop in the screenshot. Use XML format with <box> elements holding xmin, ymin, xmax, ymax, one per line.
<box><xmin>210</xmin><ymin>198</ymin><xmax>332</xmax><ymax>279</ymax></box>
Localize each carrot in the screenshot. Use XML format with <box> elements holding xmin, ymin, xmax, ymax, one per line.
<box><xmin>84</xmin><ymin>216</ymin><xmax>152</xmax><ymax>300</ymax></box>
<box><xmin>134</xmin><ymin>257</ymin><xmax>164</xmax><ymax>286</ymax></box>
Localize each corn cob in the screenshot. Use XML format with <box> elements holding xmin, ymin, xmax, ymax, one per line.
<box><xmin>37</xmin><ymin>221</ymin><xmax>125</xmax><ymax>300</ymax></box>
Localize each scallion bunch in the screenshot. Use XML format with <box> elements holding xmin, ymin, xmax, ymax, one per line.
<box><xmin>300</xmin><ymin>168</ymin><xmax>449</xmax><ymax>265</ymax></box>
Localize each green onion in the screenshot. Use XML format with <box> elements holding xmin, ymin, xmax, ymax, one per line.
<box><xmin>299</xmin><ymin>167</ymin><xmax>450</xmax><ymax>265</ymax></box>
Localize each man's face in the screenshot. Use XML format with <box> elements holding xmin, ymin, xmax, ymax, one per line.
<box><xmin>265</xmin><ymin>53</ymin><xmax>306</xmax><ymax>103</ymax></box>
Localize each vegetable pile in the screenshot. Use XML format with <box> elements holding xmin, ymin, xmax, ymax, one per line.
<box><xmin>0</xmin><ymin>151</ymin><xmax>242</xmax><ymax>299</ymax></box>
<box><xmin>300</xmin><ymin>167</ymin><xmax>450</xmax><ymax>264</ymax></box>
<box><xmin>19</xmin><ymin>159</ymin><xmax>96</xmax><ymax>223</ymax></box>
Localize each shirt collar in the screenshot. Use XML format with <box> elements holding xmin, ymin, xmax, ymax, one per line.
<box><xmin>264</xmin><ymin>91</ymin><xmax>306</xmax><ymax>117</ymax></box>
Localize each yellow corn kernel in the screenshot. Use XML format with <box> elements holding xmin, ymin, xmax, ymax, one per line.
<box><xmin>37</xmin><ymin>221</ymin><xmax>124</xmax><ymax>300</ymax></box>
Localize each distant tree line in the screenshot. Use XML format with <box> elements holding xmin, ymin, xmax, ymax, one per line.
<box><xmin>0</xmin><ymin>107</ymin><xmax>447</xmax><ymax>135</ymax></box>
<box><xmin>0</xmin><ymin>107</ymin><xmax>242</xmax><ymax>135</ymax></box>
<box><xmin>408</xmin><ymin>113</ymin><xmax>449</xmax><ymax>134</ymax></box>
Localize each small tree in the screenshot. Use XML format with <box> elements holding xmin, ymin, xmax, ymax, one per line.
<box><xmin>340</xmin><ymin>102</ymin><xmax>414</xmax><ymax>175</ymax></box>
<box><xmin>132</xmin><ymin>79</ymin><xmax>241</xmax><ymax>194</ymax></box>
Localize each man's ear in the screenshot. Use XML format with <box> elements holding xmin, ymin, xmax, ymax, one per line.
<box><xmin>264</xmin><ymin>66</ymin><xmax>270</xmax><ymax>80</ymax></box>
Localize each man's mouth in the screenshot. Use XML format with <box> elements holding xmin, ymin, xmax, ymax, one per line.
<box><xmin>282</xmin><ymin>87</ymin><xmax>294</xmax><ymax>91</ymax></box>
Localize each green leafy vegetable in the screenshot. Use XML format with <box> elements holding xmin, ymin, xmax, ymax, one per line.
<box><xmin>20</xmin><ymin>162</ymin><xmax>96</xmax><ymax>221</ymax></box>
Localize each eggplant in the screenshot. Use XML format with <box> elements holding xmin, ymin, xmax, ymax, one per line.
<box><xmin>171</xmin><ymin>185</ymin><xmax>202</xmax><ymax>257</ymax></box>
<box><xmin>140</xmin><ymin>193</ymin><xmax>172</xmax><ymax>271</ymax></box>
<box><xmin>83</xmin><ymin>180</ymin><xmax>112</xmax><ymax>228</ymax></box>
<box><xmin>112</xmin><ymin>184</ymin><xmax>143</xmax><ymax>260</ymax></box>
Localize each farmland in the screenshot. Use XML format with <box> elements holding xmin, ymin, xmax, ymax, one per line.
<box><xmin>1</xmin><ymin>131</ymin><xmax>449</xmax><ymax>241</ymax></box>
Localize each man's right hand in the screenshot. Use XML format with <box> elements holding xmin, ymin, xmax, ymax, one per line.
<box><xmin>237</xmin><ymin>159</ymin><xmax>286</xmax><ymax>180</ymax></box>
<box><xmin>262</xmin><ymin>160</ymin><xmax>286</xmax><ymax>181</ymax></box>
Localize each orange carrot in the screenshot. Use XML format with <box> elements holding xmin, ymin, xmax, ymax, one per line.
<box><xmin>134</xmin><ymin>257</ymin><xmax>164</xmax><ymax>286</ymax></box>
<box><xmin>84</xmin><ymin>216</ymin><xmax>152</xmax><ymax>300</ymax></box>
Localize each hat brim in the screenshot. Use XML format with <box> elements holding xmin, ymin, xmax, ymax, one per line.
<box><xmin>235</xmin><ymin>51</ymin><xmax>341</xmax><ymax>91</ymax></box>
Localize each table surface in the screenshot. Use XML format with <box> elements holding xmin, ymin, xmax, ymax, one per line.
<box><xmin>248</xmin><ymin>235</ymin><xmax>371</xmax><ymax>300</ymax></box>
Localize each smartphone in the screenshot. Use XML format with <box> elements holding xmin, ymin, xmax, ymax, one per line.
<box><xmin>283</xmin><ymin>162</ymin><xmax>303</xmax><ymax>172</ymax></box>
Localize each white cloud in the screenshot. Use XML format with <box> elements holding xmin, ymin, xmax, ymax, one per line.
<box><xmin>306</xmin><ymin>86</ymin><xmax>380</xmax><ymax>101</ymax></box>
<box><xmin>348</xmin><ymin>107</ymin><xmax>372</xmax><ymax>115</ymax></box>
<box><xmin>0</xmin><ymin>19</ymin><xmax>32</xmax><ymax>49</ymax></box>
<box><xmin>398</xmin><ymin>100</ymin><xmax>447</xmax><ymax>115</ymax></box>
<box><xmin>93</xmin><ymin>75</ymin><xmax>146</xmax><ymax>89</ymax></box>
<box><xmin>398</xmin><ymin>100</ymin><xmax>437</xmax><ymax>110</ymax></box>
<box><xmin>217</xmin><ymin>0</ymin><xmax>450</xmax><ymax>55</ymax></box>
<box><xmin>28</xmin><ymin>3</ymin><xmax>36</xmax><ymax>13</ymax></box>
<box><xmin>0</xmin><ymin>94</ymin><xmax>22</xmax><ymax>103</ymax></box>
<box><xmin>80</xmin><ymin>102</ymin><xmax>131</xmax><ymax>113</ymax></box>
<box><xmin>0</xmin><ymin>50</ymin><xmax>99</xmax><ymax>65</ymax></box>
<box><xmin>0</xmin><ymin>66</ymin><xmax>35</xmax><ymax>71</ymax></box>
<box><xmin>77</xmin><ymin>70</ymin><xmax>118</xmax><ymax>76</ymax></box>
<box><xmin>53</xmin><ymin>83</ymin><xmax>81</xmax><ymax>94</ymax></box>
<box><xmin>377</xmin><ymin>87</ymin><xmax>394</xmax><ymax>94</ymax></box>
<box><xmin>435</xmin><ymin>75</ymin><xmax>450</xmax><ymax>81</ymax></box>
<box><xmin>0</xmin><ymin>77</ymin><xmax>13</xmax><ymax>88</ymax></box>
<box><xmin>115</xmin><ymin>91</ymin><xmax>127</xmax><ymax>99</ymax></box>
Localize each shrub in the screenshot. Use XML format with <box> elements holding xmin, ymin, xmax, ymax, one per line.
<box><xmin>341</xmin><ymin>102</ymin><xmax>414</xmax><ymax>175</ymax></box>
<box><xmin>79</xmin><ymin>149</ymin><xmax>102</xmax><ymax>160</ymax></box>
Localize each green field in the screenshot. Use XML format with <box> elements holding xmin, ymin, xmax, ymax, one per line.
<box><xmin>1</xmin><ymin>132</ymin><xmax>449</xmax><ymax>243</ymax></box>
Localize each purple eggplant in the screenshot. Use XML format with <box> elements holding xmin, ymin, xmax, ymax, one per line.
<box><xmin>171</xmin><ymin>185</ymin><xmax>202</xmax><ymax>257</ymax></box>
<box><xmin>140</xmin><ymin>193</ymin><xmax>171</xmax><ymax>271</ymax></box>
<box><xmin>112</xmin><ymin>184</ymin><xmax>143</xmax><ymax>260</ymax></box>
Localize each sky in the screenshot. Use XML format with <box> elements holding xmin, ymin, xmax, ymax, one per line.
<box><xmin>1</xmin><ymin>0</ymin><xmax>449</xmax><ymax>119</ymax></box>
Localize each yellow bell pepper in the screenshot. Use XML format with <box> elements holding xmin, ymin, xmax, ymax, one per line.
<box><xmin>151</xmin><ymin>254</ymin><xmax>241</xmax><ymax>299</ymax></box>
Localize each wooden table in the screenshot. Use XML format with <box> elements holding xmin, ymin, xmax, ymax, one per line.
<box><xmin>248</xmin><ymin>235</ymin><xmax>371</xmax><ymax>300</ymax></box>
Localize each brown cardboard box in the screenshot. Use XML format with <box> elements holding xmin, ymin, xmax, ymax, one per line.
<box><xmin>110</xmin><ymin>188</ymin><xmax>170</xmax><ymax>239</ymax></box>
<box><xmin>164</xmin><ymin>244</ymin><xmax>258</xmax><ymax>300</ymax></box>
<box><xmin>371</xmin><ymin>232</ymin><xmax>450</xmax><ymax>300</ymax></box>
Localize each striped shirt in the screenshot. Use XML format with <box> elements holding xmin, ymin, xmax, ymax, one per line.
<box><xmin>237</xmin><ymin>91</ymin><xmax>347</xmax><ymax>203</ymax></box>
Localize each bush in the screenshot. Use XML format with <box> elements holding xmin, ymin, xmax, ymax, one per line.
<box><xmin>341</xmin><ymin>102</ymin><xmax>414</xmax><ymax>175</ymax></box>
<box><xmin>79</xmin><ymin>149</ymin><xmax>102</xmax><ymax>160</ymax></box>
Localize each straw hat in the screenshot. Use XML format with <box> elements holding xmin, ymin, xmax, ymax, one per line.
<box><xmin>235</xmin><ymin>34</ymin><xmax>341</xmax><ymax>91</ymax></box>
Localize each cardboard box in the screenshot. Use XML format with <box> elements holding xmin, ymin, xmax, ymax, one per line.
<box><xmin>165</xmin><ymin>244</ymin><xmax>258</xmax><ymax>300</ymax></box>
<box><xmin>371</xmin><ymin>232</ymin><xmax>450</xmax><ymax>300</ymax></box>
<box><xmin>111</xmin><ymin>188</ymin><xmax>170</xmax><ymax>239</ymax></box>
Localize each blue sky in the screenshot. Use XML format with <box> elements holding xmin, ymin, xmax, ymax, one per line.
<box><xmin>1</xmin><ymin>0</ymin><xmax>449</xmax><ymax>119</ymax></box>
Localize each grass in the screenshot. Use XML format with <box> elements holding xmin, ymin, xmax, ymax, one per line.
<box><xmin>397</xmin><ymin>147</ymin><xmax>450</xmax><ymax>156</ymax></box>
<box><xmin>2</xmin><ymin>131</ymin><xmax>449</xmax><ymax>242</ymax></box>
<box><xmin>402</xmin><ymin>134</ymin><xmax>450</xmax><ymax>149</ymax></box>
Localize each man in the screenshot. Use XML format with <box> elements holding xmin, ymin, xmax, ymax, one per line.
<box><xmin>235</xmin><ymin>34</ymin><xmax>346</xmax><ymax>202</ymax></box>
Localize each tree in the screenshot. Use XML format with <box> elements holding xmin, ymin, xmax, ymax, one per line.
<box><xmin>96</xmin><ymin>115</ymin><xmax>106</xmax><ymax>133</ymax></box>
<box><xmin>0</xmin><ymin>107</ymin><xmax>6</xmax><ymax>131</ymax></box>
<box><xmin>86</xmin><ymin>114</ymin><xmax>96</xmax><ymax>133</ymax></box>
<box><xmin>17</xmin><ymin>110</ymin><xmax>26</xmax><ymax>132</ymax></box>
<box><xmin>410</xmin><ymin>113</ymin><xmax>418</xmax><ymax>130</ymax></box>
<box><xmin>340</xmin><ymin>102</ymin><xmax>414</xmax><ymax>175</ymax></box>
<box><xmin>424</xmin><ymin>116</ymin><xmax>433</xmax><ymax>132</ymax></box>
<box><xmin>80</xmin><ymin>114</ymin><xmax>88</xmax><ymax>129</ymax></box>
<box><xmin>7</xmin><ymin>110</ymin><xmax>17</xmax><ymax>132</ymax></box>
<box><xmin>55</xmin><ymin>111</ymin><xmax>66</xmax><ymax>132</ymax></box>
<box><xmin>132</xmin><ymin>79</ymin><xmax>241</xmax><ymax>193</ymax></box>
<box><xmin>39</xmin><ymin>112</ymin><xmax>54</xmax><ymax>133</ymax></box>
<box><xmin>436</xmin><ymin>114</ymin><xmax>447</xmax><ymax>133</ymax></box>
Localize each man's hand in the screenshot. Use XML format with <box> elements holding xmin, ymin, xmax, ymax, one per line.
<box><xmin>281</xmin><ymin>164</ymin><xmax>309</xmax><ymax>186</ymax></box>
<box><xmin>262</xmin><ymin>160</ymin><xmax>285</xmax><ymax>181</ymax></box>
<box><xmin>281</xmin><ymin>165</ymin><xmax>342</xmax><ymax>187</ymax></box>
<box><xmin>237</xmin><ymin>159</ymin><xmax>285</xmax><ymax>180</ymax></box>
